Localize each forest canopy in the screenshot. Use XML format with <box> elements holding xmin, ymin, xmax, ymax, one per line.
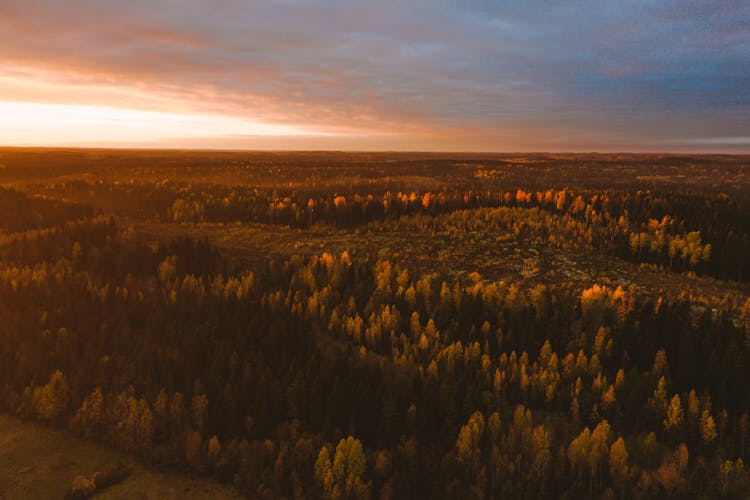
<box><xmin>0</xmin><ymin>149</ymin><xmax>748</xmax><ymax>498</ymax></box>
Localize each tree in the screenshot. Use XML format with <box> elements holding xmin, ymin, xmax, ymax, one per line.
<box><xmin>664</xmin><ymin>394</ymin><xmax>684</xmax><ymax>437</ymax></box>
<box><xmin>208</xmin><ymin>435</ymin><xmax>221</xmax><ymax>469</ymax></box>
<box><xmin>170</xmin><ymin>392</ymin><xmax>185</xmax><ymax>446</ymax></box>
<box><xmin>153</xmin><ymin>389</ymin><xmax>168</xmax><ymax>439</ymax></box>
<box><xmin>191</xmin><ymin>394</ymin><xmax>209</xmax><ymax>435</ymax></box>
<box><xmin>374</xmin><ymin>449</ymin><xmax>392</xmax><ymax>479</ymax></box>
<box><xmin>719</xmin><ymin>458</ymin><xmax>744</xmax><ymax>497</ymax></box>
<box><xmin>185</xmin><ymin>430</ymin><xmax>202</xmax><ymax>468</ymax></box>
<box><xmin>332</xmin><ymin>436</ymin><xmax>368</xmax><ymax>499</ymax></box>
<box><xmin>531</xmin><ymin>425</ymin><xmax>551</xmax><ymax>488</ymax></box>
<box><xmin>457</xmin><ymin>411</ymin><xmax>485</xmax><ymax>493</ymax></box>
<box><xmin>158</xmin><ymin>255</ymin><xmax>177</xmax><ymax>283</ymax></box>
<box><xmin>652</xmin><ymin>376</ymin><xmax>668</xmax><ymax>414</ymax></box>
<box><xmin>652</xmin><ymin>350</ymin><xmax>669</xmax><ymax>377</ymax></box>
<box><xmin>700</xmin><ymin>410</ymin><xmax>717</xmax><ymax>447</ymax></box>
<box><xmin>568</xmin><ymin>427</ymin><xmax>591</xmax><ymax>482</ymax></box>
<box><xmin>38</xmin><ymin>370</ymin><xmax>70</xmax><ymax>423</ymax></box>
<box><xmin>73</xmin><ymin>387</ymin><xmax>104</xmax><ymax>438</ymax></box>
<box><xmin>739</xmin><ymin>413</ymin><xmax>749</xmax><ymax>459</ymax></box>
<box><xmin>609</xmin><ymin>437</ymin><xmax>629</xmax><ymax>496</ymax></box>
<box><xmin>601</xmin><ymin>384</ymin><xmax>616</xmax><ymax>412</ymax></box>
<box><xmin>742</xmin><ymin>297</ymin><xmax>750</xmax><ymax>336</ymax></box>
<box><xmin>687</xmin><ymin>390</ymin><xmax>700</xmax><ymax>420</ymax></box>
<box><xmin>315</xmin><ymin>446</ymin><xmax>334</xmax><ymax>497</ymax></box>
<box><xmin>137</xmin><ymin>399</ymin><xmax>153</xmax><ymax>454</ymax></box>
<box><xmin>675</xmin><ymin>443</ymin><xmax>689</xmax><ymax>477</ymax></box>
<box><xmin>589</xmin><ymin>420</ymin><xmax>611</xmax><ymax>494</ymax></box>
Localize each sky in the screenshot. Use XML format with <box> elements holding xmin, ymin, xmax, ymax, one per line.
<box><xmin>0</xmin><ymin>0</ymin><xmax>748</xmax><ymax>152</ymax></box>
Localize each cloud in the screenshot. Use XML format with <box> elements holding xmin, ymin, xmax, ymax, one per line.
<box><xmin>673</xmin><ymin>136</ymin><xmax>750</xmax><ymax>145</ymax></box>
<box><xmin>0</xmin><ymin>0</ymin><xmax>748</xmax><ymax>150</ymax></box>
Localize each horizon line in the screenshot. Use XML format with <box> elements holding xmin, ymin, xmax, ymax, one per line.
<box><xmin>1</xmin><ymin>145</ymin><xmax>749</xmax><ymax>157</ymax></box>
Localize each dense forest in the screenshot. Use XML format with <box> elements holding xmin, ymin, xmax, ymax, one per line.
<box><xmin>0</xmin><ymin>149</ymin><xmax>749</xmax><ymax>498</ymax></box>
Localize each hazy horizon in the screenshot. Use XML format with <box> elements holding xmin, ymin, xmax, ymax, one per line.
<box><xmin>2</xmin><ymin>145</ymin><xmax>750</xmax><ymax>156</ymax></box>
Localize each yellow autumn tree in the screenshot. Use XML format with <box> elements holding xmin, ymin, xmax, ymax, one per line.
<box><xmin>609</xmin><ymin>437</ymin><xmax>629</xmax><ymax>496</ymax></box>
<box><xmin>38</xmin><ymin>370</ymin><xmax>70</xmax><ymax>423</ymax></box>
<box><xmin>457</xmin><ymin>411</ymin><xmax>485</xmax><ymax>491</ymax></box>
<box><xmin>664</xmin><ymin>394</ymin><xmax>684</xmax><ymax>436</ymax></box>
<box><xmin>332</xmin><ymin>436</ymin><xmax>368</xmax><ymax>499</ymax></box>
<box><xmin>315</xmin><ymin>446</ymin><xmax>334</xmax><ymax>497</ymax></box>
<box><xmin>700</xmin><ymin>410</ymin><xmax>717</xmax><ymax>446</ymax></box>
<box><xmin>208</xmin><ymin>435</ymin><xmax>221</xmax><ymax>468</ymax></box>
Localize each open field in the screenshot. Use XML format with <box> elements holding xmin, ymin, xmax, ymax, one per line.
<box><xmin>134</xmin><ymin>219</ymin><xmax>749</xmax><ymax>312</ymax></box>
<box><xmin>0</xmin><ymin>414</ymin><xmax>239</xmax><ymax>499</ymax></box>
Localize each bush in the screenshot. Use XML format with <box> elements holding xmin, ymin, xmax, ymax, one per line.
<box><xmin>65</xmin><ymin>462</ymin><xmax>130</xmax><ymax>499</ymax></box>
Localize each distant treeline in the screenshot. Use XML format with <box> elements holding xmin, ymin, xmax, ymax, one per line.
<box><xmin>0</xmin><ymin>187</ymin><xmax>93</xmax><ymax>233</ymax></box>
<box><xmin>28</xmin><ymin>181</ymin><xmax>750</xmax><ymax>281</ymax></box>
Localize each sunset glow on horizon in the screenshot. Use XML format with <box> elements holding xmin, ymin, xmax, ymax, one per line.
<box><xmin>1</xmin><ymin>1</ymin><xmax>748</xmax><ymax>152</ymax></box>
<box><xmin>0</xmin><ymin>100</ymin><xmax>329</xmax><ymax>147</ymax></box>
